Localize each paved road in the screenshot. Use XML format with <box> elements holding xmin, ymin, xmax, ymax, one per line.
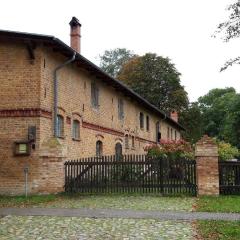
<box><xmin>1</xmin><ymin>207</ymin><xmax>240</xmax><ymax>221</ymax></box>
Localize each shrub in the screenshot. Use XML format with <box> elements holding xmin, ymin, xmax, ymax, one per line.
<box><xmin>144</xmin><ymin>139</ymin><xmax>194</xmax><ymax>160</ymax></box>
<box><xmin>218</xmin><ymin>141</ymin><xmax>240</xmax><ymax>161</ymax></box>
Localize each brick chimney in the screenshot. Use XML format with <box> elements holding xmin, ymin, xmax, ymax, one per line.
<box><xmin>170</xmin><ymin>111</ymin><xmax>178</xmax><ymax>122</ymax></box>
<box><xmin>69</xmin><ymin>17</ymin><xmax>81</xmax><ymax>53</ymax></box>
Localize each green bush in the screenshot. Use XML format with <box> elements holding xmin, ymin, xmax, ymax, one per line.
<box><xmin>218</xmin><ymin>141</ymin><xmax>239</xmax><ymax>161</ymax></box>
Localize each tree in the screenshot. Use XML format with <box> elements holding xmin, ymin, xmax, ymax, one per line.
<box><xmin>215</xmin><ymin>1</ymin><xmax>240</xmax><ymax>70</ymax></box>
<box><xmin>117</xmin><ymin>53</ymin><xmax>188</xmax><ymax>113</ymax></box>
<box><xmin>198</xmin><ymin>87</ymin><xmax>240</xmax><ymax>148</ymax></box>
<box><xmin>99</xmin><ymin>48</ymin><xmax>136</xmax><ymax>77</ymax></box>
<box><xmin>179</xmin><ymin>102</ymin><xmax>203</xmax><ymax>144</ymax></box>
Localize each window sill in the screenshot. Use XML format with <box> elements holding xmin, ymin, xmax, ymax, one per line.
<box><xmin>72</xmin><ymin>138</ymin><xmax>81</xmax><ymax>142</ymax></box>
<box><xmin>92</xmin><ymin>105</ymin><xmax>100</xmax><ymax>111</ymax></box>
<box><xmin>57</xmin><ymin>136</ymin><xmax>65</xmax><ymax>139</ymax></box>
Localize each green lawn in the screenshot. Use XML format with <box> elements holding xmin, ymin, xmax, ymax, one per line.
<box><xmin>196</xmin><ymin>196</ymin><xmax>240</xmax><ymax>213</ymax></box>
<box><xmin>196</xmin><ymin>196</ymin><xmax>240</xmax><ymax>239</ymax></box>
<box><xmin>0</xmin><ymin>195</ymin><xmax>57</xmax><ymax>208</ymax></box>
<box><xmin>197</xmin><ymin>221</ymin><xmax>240</xmax><ymax>240</ymax></box>
<box><xmin>0</xmin><ymin>193</ymin><xmax>195</xmax><ymax>211</ymax></box>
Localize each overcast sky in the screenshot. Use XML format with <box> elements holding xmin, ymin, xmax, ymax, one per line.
<box><xmin>1</xmin><ymin>0</ymin><xmax>239</xmax><ymax>102</ymax></box>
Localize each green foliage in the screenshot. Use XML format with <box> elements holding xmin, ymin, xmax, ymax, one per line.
<box><xmin>117</xmin><ymin>53</ymin><xmax>189</xmax><ymax>113</ymax></box>
<box><xmin>99</xmin><ymin>48</ymin><xmax>136</xmax><ymax>77</ymax></box>
<box><xmin>179</xmin><ymin>102</ymin><xmax>203</xmax><ymax>144</ymax></box>
<box><xmin>197</xmin><ymin>87</ymin><xmax>240</xmax><ymax>148</ymax></box>
<box><xmin>217</xmin><ymin>141</ymin><xmax>240</xmax><ymax>161</ymax></box>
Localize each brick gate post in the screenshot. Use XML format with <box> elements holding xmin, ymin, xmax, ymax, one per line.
<box><xmin>195</xmin><ymin>135</ymin><xmax>219</xmax><ymax>196</ymax></box>
<box><xmin>38</xmin><ymin>137</ymin><xmax>67</xmax><ymax>194</ymax></box>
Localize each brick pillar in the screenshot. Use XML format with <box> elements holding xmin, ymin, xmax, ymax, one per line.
<box><xmin>38</xmin><ymin>137</ymin><xmax>67</xmax><ymax>194</ymax></box>
<box><xmin>195</xmin><ymin>135</ymin><xmax>219</xmax><ymax>196</ymax></box>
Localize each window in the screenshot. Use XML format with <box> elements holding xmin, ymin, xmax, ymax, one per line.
<box><xmin>72</xmin><ymin>120</ymin><xmax>80</xmax><ymax>139</ymax></box>
<box><xmin>125</xmin><ymin>135</ymin><xmax>129</xmax><ymax>149</ymax></box>
<box><xmin>140</xmin><ymin>112</ymin><xmax>144</xmax><ymax>129</ymax></box>
<box><xmin>56</xmin><ymin>115</ymin><xmax>64</xmax><ymax>138</ymax></box>
<box><xmin>175</xmin><ymin>130</ymin><xmax>177</xmax><ymax>141</ymax></box>
<box><xmin>171</xmin><ymin>128</ymin><xmax>173</xmax><ymax>140</ymax></box>
<box><xmin>167</xmin><ymin>127</ymin><xmax>170</xmax><ymax>140</ymax></box>
<box><xmin>91</xmin><ymin>81</ymin><xmax>99</xmax><ymax>108</ymax></box>
<box><xmin>96</xmin><ymin>140</ymin><xmax>103</xmax><ymax>157</ymax></box>
<box><xmin>115</xmin><ymin>143</ymin><xmax>122</xmax><ymax>160</ymax></box>
<box><xmin>156</xmin><ymin>121</ymin><xmax>161</xmax><ymax>143</ymax></box>
<box><xmin>118</xmin><ymin>98</ymin><xmax>124</xmax><ymax>120</ymax></box>
<box><xmin>146</xmin><ymin>115</ymin><xmax>149</xmax><ymax>131</ymax></box>
<box><xmin>132</xmin><ymin>136</ymin><xmax>135</xmax><ymax>148</ymax></box>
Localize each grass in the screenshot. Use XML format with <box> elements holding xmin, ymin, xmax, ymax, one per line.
<box><xmin>0</xmin><ymin>194</ymin><xmax>57</xmax><ymax>208</ymax></box>
<box><xmin>0</xmin><ymin>193</ymin><xmax>195</xmax><ymax>211</ymax></box>
<box><xmin>41</xmin><ymin>194</ymin><xmax>195</xmax><ymax>211</ymax></box>
<box><xmin>197</xmin><ymin>221</ymin><xmax>240</xmax><ymax>240</ymax></box>
<box><xmin>196</xmin><ymin>196</ymin><xmax>240</xmax><ymax>239</ymax></box>
<box><xmin>196</xmin><ymin>196</ymin><xmax>240</xmax><ymax>213</ymax></box>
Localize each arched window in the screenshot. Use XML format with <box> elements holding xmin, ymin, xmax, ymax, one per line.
<box><xmin>72</xmin><ymin>120</ymin><xmax>80</xmax><ymax>139</ymax></box>
<box><xmin>115</xmin><ymin>143</ymin><xmax>122</xmax><ymax>160</ymax></box>
<box><xmin>56</xmin><ymin>115</ymin><xmax>64</xmax><ymax>138</ymax></box>
<box><xmin>96</xmin><ymin>140</ymin><xmax>103</xmax><ymax>157</ymax></box>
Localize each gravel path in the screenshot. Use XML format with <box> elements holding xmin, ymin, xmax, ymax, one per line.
<box><xmin>1</xmin><ymin>207</ymin><xmax>240</xmax><ymax>221</ymax></box>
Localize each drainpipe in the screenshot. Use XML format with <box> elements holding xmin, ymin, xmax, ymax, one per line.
<box><xmin>53</xmin><ymin>52</ymin><xmax>76</xmax><ymax>137</ymax></box>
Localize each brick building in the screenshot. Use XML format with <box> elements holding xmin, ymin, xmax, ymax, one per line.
<box><xmin>0</xmin><ymin>17</ymin><xmax>184</xmax><ymax>195</ymax></box>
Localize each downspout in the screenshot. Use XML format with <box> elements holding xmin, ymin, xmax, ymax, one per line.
<box><xmin>53</xmin><ymin>52</ymin><xmax>76</xmax><ymax>137</ymax></box>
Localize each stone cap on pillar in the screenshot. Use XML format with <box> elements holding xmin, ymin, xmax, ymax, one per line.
<box><xmin>195</xmin><ymin>135</ymin><xmax>219</xmax><ymax>157</ymax></box>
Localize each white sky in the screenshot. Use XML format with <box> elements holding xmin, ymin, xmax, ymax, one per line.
<box><xmin>1</xmin><ymin>0</ymin><xmax>239</xmax><ymax>102</ymax></box>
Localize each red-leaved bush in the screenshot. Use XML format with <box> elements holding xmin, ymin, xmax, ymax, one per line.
<box><xmin>144</xmin><ymin>139</ymin><xmax>194</xmax><ymax>159</ymax></box>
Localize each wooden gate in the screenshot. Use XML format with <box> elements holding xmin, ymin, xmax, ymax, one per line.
<box><xmin>65</xmin><ymin>155</ymin><xmax>197</xmax><ymax>195</ymax></box>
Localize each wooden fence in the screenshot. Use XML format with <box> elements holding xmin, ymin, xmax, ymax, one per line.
<box><xmin>64</xmin><ymin>155</ymin><xmax>197</xmax><ymax>195</ymax></box>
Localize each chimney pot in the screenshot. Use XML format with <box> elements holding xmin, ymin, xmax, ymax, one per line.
<box><xmin>69</xmin><ymin>17</ymin><xmax>81</xmax><ymax>53</ymax></box>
